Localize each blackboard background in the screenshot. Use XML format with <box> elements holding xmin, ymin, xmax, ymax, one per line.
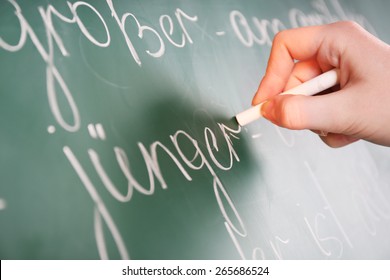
<box><xmin>1</xmin><ymin>0</ymin><xmax>390</xmax><ymax>259</ymax></box>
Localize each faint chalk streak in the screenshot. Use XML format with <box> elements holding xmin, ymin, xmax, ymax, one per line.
<box><xmin>0</xmin><ymin>198</ymin><xmax>7</xmax><ymax>210</ymax></box>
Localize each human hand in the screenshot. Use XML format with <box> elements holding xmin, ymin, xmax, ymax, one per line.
<box><xmin>252</xmin><ymin>21</ymin><xmax>390</xmax><ymax>147</ymax></box>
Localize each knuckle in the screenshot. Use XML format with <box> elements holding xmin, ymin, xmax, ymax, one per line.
<box><xmin>322</xmin><ymin>21</ymin><xmax>363</xmax><ymax>67</ymax></box>
<box><xmin>341</xmin><ymin>20</ymin><xmax>361</xmax><ymax>30</ymax></box>
<box><xmin>333</xmin><ymin>20</ymin><xmax>362</xmax><ymax>33</ymax></box>
<box><xmin>272</xmin><ymin>30</ymin><xmax>288</xmax><ymax>45</ymax></box>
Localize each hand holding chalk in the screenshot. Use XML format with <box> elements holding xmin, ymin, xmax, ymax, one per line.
<box><xmin>236</xmin><ymin>69</ymin><xmax>340</xmax><ymax>126</ymax></box>
<box><xmin>240</xmin><ymin>22</ymin><xmax>390</xmax><ymax>148</ymax></box>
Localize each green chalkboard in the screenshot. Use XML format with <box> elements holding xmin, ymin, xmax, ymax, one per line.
<box><xmin>1</xmin><ymin>0</ymin><xmax>390</xmax><ymax>259</ymax></box>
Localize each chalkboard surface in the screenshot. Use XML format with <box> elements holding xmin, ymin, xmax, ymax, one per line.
<box><xmin>1</xmin><ymin>0</ymin><xmax>390</xmax><ymax>259</ymax></box>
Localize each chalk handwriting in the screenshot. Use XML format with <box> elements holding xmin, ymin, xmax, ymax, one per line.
<box><xmin>304</xmin><ymin>161</ymin><xmax>353</xmax><ymax>248</ymax></box>
<box><xmin>230</xmin><ymin>0</ymin><xmax>376</xmax><ymax>47</ymax></box>
<box><xmin>1</xmin><ymin>0</ymin><xmax>384</xmax><ymax>260</ymax></box>
<box><xmin>304</xmin><ymin>214</ymin><xmax>343</xmax><ymax>258</ymax></box>
<box><xmin>1</xmin><ymin>0</ymin><xmax>199</xmax><ymax>132</ymax></box>
<box><xmin>63</xmin><ymin>146</ymin><xmax>130</xmax><ymax>260</ymax></box>
<box><xmin>269</xmin><ymin>236</ymin><xmax>290</xmax><ymax>260</ymax></box>
<box><xmin>64</xmin><ymin>121</ymin><xmax>245</xmax><ymax>259</ymax></box>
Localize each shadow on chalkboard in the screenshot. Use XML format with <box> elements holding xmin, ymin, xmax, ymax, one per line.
<box><xmin>102</xmin><ymin>81</ymin><xmax>265</xmax><ymax>259</ymax></box>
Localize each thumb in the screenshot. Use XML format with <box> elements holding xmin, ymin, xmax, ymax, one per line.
<box><xmin>260</xmin><ymin>90</ymin><xmax>354</xmax><ymax>134</ymax></box>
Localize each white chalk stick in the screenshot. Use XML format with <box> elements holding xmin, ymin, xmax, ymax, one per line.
<box><xmin>235</xmin><ymin>69</ymin><xmax>340</xmax><ymax>126</ymax></box>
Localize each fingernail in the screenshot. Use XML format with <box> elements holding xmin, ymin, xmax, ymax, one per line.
<box><xmin>252</xmin><ymin>93</ymin><xmax>260</xmax><ymax>106</ymax></box>
<box><xmin>261</xmin><ymin>100</ymin><xmax>275</xmax><ymax>122</ymax></box>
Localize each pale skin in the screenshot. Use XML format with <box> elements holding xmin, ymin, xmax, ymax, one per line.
<box><xmin>252</xmin><ymin>21</ymin><xmax>390</xmax><ymax>148</ymax></box>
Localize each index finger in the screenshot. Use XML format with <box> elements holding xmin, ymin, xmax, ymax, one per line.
<box><xmin>252</xmin><ymin>24</ymin><xmax>334</xmax><ymax>105</ymax></box>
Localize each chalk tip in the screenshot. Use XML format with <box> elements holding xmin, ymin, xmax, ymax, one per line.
<box><xmin>235</xmin><ymin>104</ymin><xmax>263</xmax><ymax>127</ymax></box>
<box><xmin>234</xmin><ymin>115</ymin><xmax>243</xmax><ymax>127</ymax></box>
<box><xmin>228</xmin><ymin>116</ymin><xmax>241</xmax><ymax>127</ymax></box>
